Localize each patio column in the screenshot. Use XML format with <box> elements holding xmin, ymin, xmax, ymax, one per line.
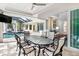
<box><xmin>0</xmin><ymin>22</ymin><xmax>3</xmax><ymax>42</ymax></box>
<box><xmin>28</xmin><ymin>24</ymin><xmax>30</xmax><ymax>30</ymax></box>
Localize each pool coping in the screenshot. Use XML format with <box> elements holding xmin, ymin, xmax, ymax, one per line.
<box><xmin>0</xmin><ymin>36</ymin><xmax>23</xmax><ymax>43</ymax></box>
<box><xmin>0</xmin><ymin>38</ymin><xmax>16</xmax><ymax>43</ymax></box>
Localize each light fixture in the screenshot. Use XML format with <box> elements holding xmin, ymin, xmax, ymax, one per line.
<box><xmin>31</xmin><ymin>3</ymin><xmax>46</xmax><ymax>10</ymax></box>
<box><xmin>56</xmin><ymin>26</ymin><xmax>59</xmax><ymax>30</ymax></box>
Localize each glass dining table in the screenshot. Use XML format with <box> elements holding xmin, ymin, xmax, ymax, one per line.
<box><xmin>24</xmin><ymin>35</ymin><xmax>54</xmax><ymax>56</ymax></box>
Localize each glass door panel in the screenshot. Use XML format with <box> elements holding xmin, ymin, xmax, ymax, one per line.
<box><xmin>70</xmin><ymin>9</ymin><xmax>79</xmax><ymax>49</ymax></box>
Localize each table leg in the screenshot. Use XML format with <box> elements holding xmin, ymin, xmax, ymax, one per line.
<box><xmin>42</xmin><ymin>48</ymin><xmax>45</xmax><ymax>56</ymax></box>
<box><xmin>37</xmin><ymin>46</ymin><xmax>41</xmax><ymax>56</ymax></box>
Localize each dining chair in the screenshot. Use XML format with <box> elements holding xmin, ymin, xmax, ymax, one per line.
<box><xmin>14</xmin><ymin>33</ymin><xmax>36</xmax><ymax>56</ymax></box>
<box><xmin>52</xmin><ymin>35</ymin><xmax>67</xmax><ymax>56</ymax></box>
<box><xmin>41</xmin><ymin>35</ymin><xmax>67</xmax><ymax>56</ymax></box>
<box><xmin>24</xmin><ymin>31</ymin><xmax>32</xmax><ymax>45</ymax></box>
<box><xmin>14</xmin><ymin>33</ymin><xmax>27</xmax><ymax>51</ymax></box>
<box><xmin>40</xmin><ymin>36</ymin><xmax>59</xmax><ymax>56</ymax></box>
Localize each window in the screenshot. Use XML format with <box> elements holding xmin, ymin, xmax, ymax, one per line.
<box><xmin>46</xmin><ymin>17</ymin><xmax>57</xmax><ymax>30</ymax></box>
<box><xmin>29</xmin><ymin>25</ymin><xmax>32</xmax><ymax>30</ymax></box>
<box><xmin>26</xmin><ymin>25</ymin><xmax>28</xmax><ymax>29</ymax></box>
<box><xmin>64</xmin><ymin>21</ymin><xmax>67</xmax><ymax>33</ymax></box>
<box><xmin>40</xmin><ymin>23</ymin><xmax>44</xmax><ymax>30</ymax></box>
<box><xmin>70</xmin><ymin>9</ymin><xmax>79</xmax><ymax>49</ymax></box>
<box><xmin>33</xmin><ymin>25</ymin><xmax>35</xmax><ymax>31</ymax></box>
<box><xmin>53</xmin><ymin>20</ymin><xmax>57</xmax><ymax>28</ymax></box>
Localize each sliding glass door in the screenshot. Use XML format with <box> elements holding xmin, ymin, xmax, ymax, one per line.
<box><xmin>70</xmin><ymin>9</ymin><xmax>79</xmax><ymax>49</ymax></box>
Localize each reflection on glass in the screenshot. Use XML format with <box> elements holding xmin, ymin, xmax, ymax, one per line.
<box><xmin>70</xmin><ymin>9</ymin><xmax>79</xmax><ymax>49</ymax></box>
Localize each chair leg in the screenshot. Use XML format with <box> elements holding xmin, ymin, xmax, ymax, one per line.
<box><xmin>44</xmin><ymin>51</ymin><xmax>49</xmax><ymax>56</ymax></box>
<box><xmin>42</xmin><ymin>49</ymin><xmax>45</xmax><ymax>56</ymax></box>
<box><xmin>18</xmin><ymin>48</ymin><xmax>21</xmax><ymax>56</ymax></box>
<box><xmin>16</xmin><ymin>44</ymin><xmax>18</xmax><ymax>51</ymax></box>
<box><xmin>23</xmin><ymin>52</ymin><xmax>25</xmax><ymax>56</ymax></box>
<box><xmin>42</xmin><ymin>48</ymin><xmax>49</xmax><ymax>56</ymax></box>
<box><xmin>53</xmin><ymin>52</ymin><xmax>62</xmax><ymax>56</ymax></box>
<box><xmin>34</xmin><ymin>48</ymin><xmax>36</xmax><ymax>56</ymax></box>
<box><xmin>22</xmin><ymin>49</ymin><xmax>28</xmax><ymax>56</ymax></box>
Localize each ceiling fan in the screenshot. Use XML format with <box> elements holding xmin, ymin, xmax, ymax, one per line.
<box><xmin>31</xmin><ymin>3</ymin><xmax>46</xmax><ymax>10</ymax></box>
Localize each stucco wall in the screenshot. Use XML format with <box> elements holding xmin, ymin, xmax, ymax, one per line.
<box><xmin>0</xmin><ymin>22</ymin><xmax>3</xmax><ymax>43</ymax></box>
<box><xmin>56</xmin><ymin>11</ymin><xmax>68</xmax><ymax>33</ymax></box>
<box><xmin>0</xmin><ymin>22</ymin><xmax>3</xmax><ymax>38</ymax></box>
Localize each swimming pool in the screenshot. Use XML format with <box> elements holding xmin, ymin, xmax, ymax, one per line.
<box><xmin>3</xmin><ymin>32</ymin><xmax>24</xmax><ymax>38</ymax></box>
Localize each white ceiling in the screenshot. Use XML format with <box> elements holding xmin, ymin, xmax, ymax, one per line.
<box><xmin>38</xmin><ymin>3</ymin><xmax>79</xmax><ymax>19</ymax></box>
<box><xmin>1</xmin><ymin>3</ymin><xmax>79</xmax><ymax>19</ymax></box>
<box><xmin>0</xmin><ymin>3</ymin><xmax>53</xmax><ymax>15</ymax></box>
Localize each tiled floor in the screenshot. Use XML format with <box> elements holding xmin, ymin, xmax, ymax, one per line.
<box><xmin>0</xmin><ymin>42</ymin><xmax>17</xmax><ymax>56</ymax></box>
<box><xmin>0</xmin><ymin>32</ymin><xmax>79</xmax><ymax>56</ymax></box>
<box><xmin>0</xmin><ymin>42</ymin><xmax>52</xmax><ymax>56</ymax></box>
<box><xmin>63</xmin><ymin>47</ymin><xmax>79</xmax><ymax>56</ymax></box>
<box><xmin>0</xmin><ymin>42</ymin><xmax>79</xmax><ymax>56</ymax></box>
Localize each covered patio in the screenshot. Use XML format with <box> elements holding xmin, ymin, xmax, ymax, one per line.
<box><xmin>0</xmin><ymin>3</ymin><xmax>79</xmax><ymax>56</ymax></box>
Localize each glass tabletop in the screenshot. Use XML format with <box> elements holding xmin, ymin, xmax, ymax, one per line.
<box><xmin>25</xmin><ymin>35</ymin><xmax>53</xmax><ymax>45</ymax></box>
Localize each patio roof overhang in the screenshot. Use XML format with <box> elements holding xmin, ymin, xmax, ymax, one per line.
<box><xmin>12</xmin><ymin>17</ymin><xmax>32</xmax><ymax>23</ymax></box>
<box><xmin>0</xmin><ymin>14</ymin><xmax>12</xmax><ymax>23</ymax></box>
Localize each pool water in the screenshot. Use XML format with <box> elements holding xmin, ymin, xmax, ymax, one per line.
<box><xmin>3</xmin><ymin>32</ymin><xmax>24</xmax><ymax>38</ymax></box>
<box><xmin>3</xmin><ymin>34</ymin><xmax>14</xmax><ymax>38</ymax></box>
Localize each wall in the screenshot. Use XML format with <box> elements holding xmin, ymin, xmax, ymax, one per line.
<box><xmin>56</xmin><ymin>11</ymin><xmax>68</xmax><ymax>33</ymax></box>
<box><xmin>0</xmin><ymin>22</ymin><xmax>3</xmax><ymax>38</ymax></box>
<box><xmin>38</xmin><ymin>3</ymin><xmax>79</xmax><ymax>20</ymax></box>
